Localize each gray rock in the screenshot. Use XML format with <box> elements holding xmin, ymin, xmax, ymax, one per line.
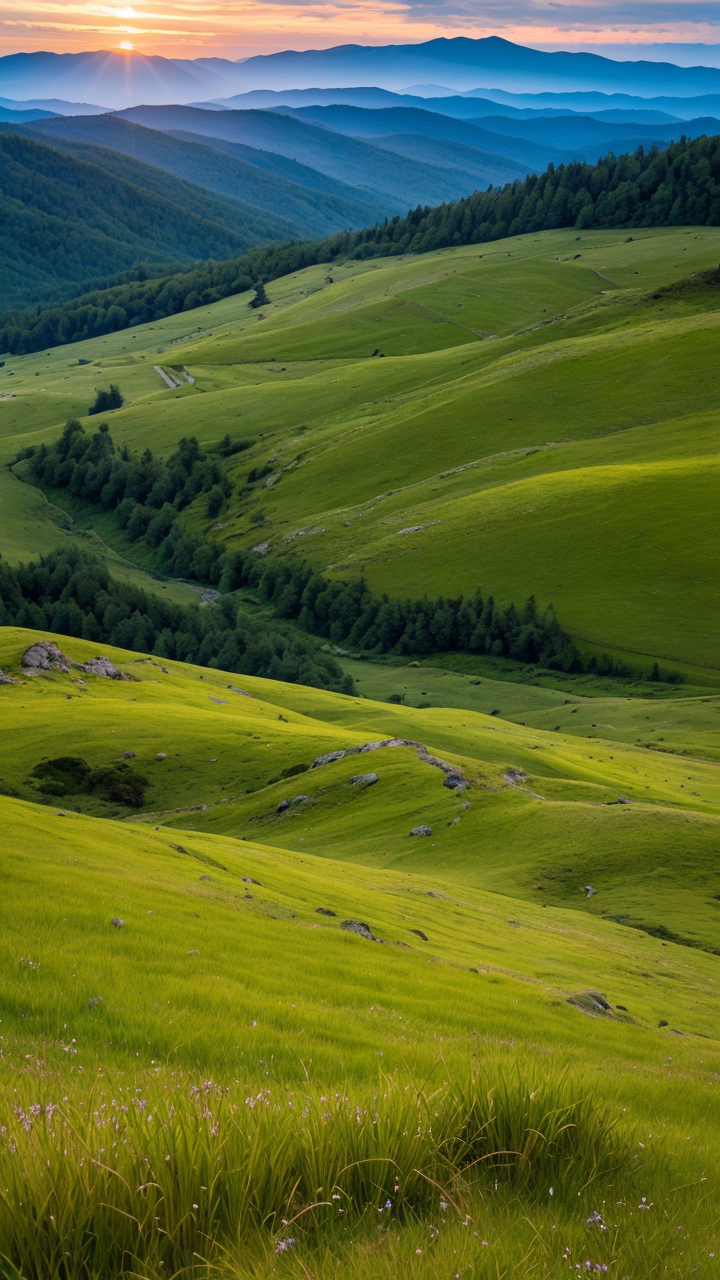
<box><xmin>504</xmin><ymin>768</ymin><xmax>528</xmax><ymax>782</ymax></box>
<box><xmin>228</xmin><ymin>686</ymin><xmax>251</xmax><ymax>697</ymax></box>
<box><xmin>316</xmin><ymin>907</ymin><xmax>336</xmax><ymax>916</ymax></box>
<box><xmin>410</xmin><ymin>825</ymin><xmax>432</xmax><ymax>837</ymax></box>
<box><xmin>88</xmin><ymin>996</ymin><xmax>103</xmax><ymax>1009</ymax></box>
<box><xmin>161</xmin><ymin>667</ymin><xmax>169</xmax><ymax>673</ymax></box>
<box><xmin>566</xmin><ymin>990</ymin><xmax>613</xmax><ymax>1016</ymax></box>
<box><xmin>290</xmin><ymin>795</ymin><xmax>310</xmax><ymax>805</ymax></box>
<box><xmin>0</xmin><ymin>668</ymin><xmax>18</xmax><ymax>684</ymax></box>
<box><xmin>349</xmin><ymin>773</ymin><xmax>378</xmax><ymax>787</ymax></box>
<box><xmin>199</xmin><ymin>874</ymin><xmax>211</xmax><ymax>881</ymax></box>
<box><xmin>110</xmin><ymin>917</ymin><xmax>124</xmax><ymax>929</ymax></box>
<box><xmin>21</xmin><ymin>640</ymin><xmax>70</xmax><ymax>672</ymax></box>
<box><xmin>187</xmin><ymin>949</ymin><xmax>200</xmax><ymax>955</ymax></box>
<box><xmin>585</xmin><ymin>885</ymin><xmax>597</xmax><ymax>897</ymax></box>
<box><xmin>443</xmin><ymin>775</ymin><xmax>468</xmax><ymax>791</ymax></box>
<box><xmin>410</xmin><ymin>929</ymin><xmax>428</xmax><ymax>941</ymax></box>
<box><xmin>82</xmin><ymin>655</ymin><xmax>132</xmax><ymax>680</ymax></box>
<box><xmin>277</xmin><ymin>800</ymin><xmax>290</xmax><ymax>813</ymax></box>
<box><xmin>311</xmin><ymin>749</ymin><xmax>347</xmax><ymax>768</ymax></box>
<box><xmin>209</xmin><ymin>696</ymin><xmax>229</xmax><ymax>705</ymax></box>
<box><xmin>341</xmin><ymin>920</ymin><xmax>376</xmax><ymax>940</ymax></box>
<box><xmin>242</xmin><ymin>876</ymin><xmax>260</xmax><ymax>885</ymax></box>
<box><xmin>156</xmin><ymin>752</ymin><xmax>167</xmax><ymax>761</ymax></box>
<box><xmin>122</xmin><ymin>750</ymin><xmax>136</xmax><ymax>759</ymax></box>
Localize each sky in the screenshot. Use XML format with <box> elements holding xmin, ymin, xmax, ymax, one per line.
<box><xmin>0</xmin><ymin>0</ymin><xmax>718</xmax><ymax>61</ymax></box>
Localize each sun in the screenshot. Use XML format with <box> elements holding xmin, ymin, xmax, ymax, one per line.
<box><xmin>119</xmin><ymin>40</ymin><xmax>134</xmax><ymax>50</ymax></box>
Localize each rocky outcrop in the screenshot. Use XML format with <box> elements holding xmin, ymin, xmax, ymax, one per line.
<box><xmin>311</xmin><ymin>738</ymin><xmax>469</xmax><ymax>791</ymax></box>
<box><xmin>21</xmin><ymin>641</ymin><xmax>71</xmax><ymax>672</ymax></box>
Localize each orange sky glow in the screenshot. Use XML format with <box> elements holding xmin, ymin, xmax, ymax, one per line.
<box><xmin>0</xmin><ymin>0</ymin><xmax>716</xmax><ymax>59</ymax></box>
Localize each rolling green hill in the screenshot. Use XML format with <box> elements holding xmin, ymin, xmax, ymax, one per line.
<box><xmin>3</xmin><ymin>224</ymin><xmax>715</xmax><ymax>676</ymax></box>
<box><xmin>1</xmin><ymin>622</ymin><xmax>720</xmax><ymax>1277</ymax></box>
<box><xmin>0</xmin><ymin>129</ymin><xmax>299</xmax><ymax>309</ymax></box>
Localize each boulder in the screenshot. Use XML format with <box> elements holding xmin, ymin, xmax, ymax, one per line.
<box><xmin>122</xmin><ymin>750</ymin><xmax>136</xmax><ymax>759</ymax></box>
<box><xmin>82</xmin><ymin>655</ymin><xmax>132</xmax><ymax>680</ymax></box>
<box><xmin>341</xmin><ymin>920</ymin><xmax>376</xmax><ymax>940</ymax></box>
<box><xmin>349</xmin><ymin>773</ymin><xmax>378</xmax><ymax>787</ymax></box>
<box><xmin>290</xmin><ymin>795</ymin><xmax>310</xmax><ymax>805</ymax></box>
<box><xmin>110</xmin><ymin>917</ymin><xmax>124</xmax><ymax>929</ymax></box>
<box><xmin>410</xmin><ymin>825</ymin><xmax>432</xmax><ymax>837</ymax></box>
<box><xmin>410</xmin><ymin>929</ymin><xmax>428</xmax><ymax>941</ymax></box>
<box><xmin>156</xmin><ymin>752</ymin><xmax>167</xmax><ymax>761</ymax></box>
<box><xmin>276</xmin><ymin>800</ymin><xmax>290</xmax><ymax>813</ymax></box>
<box><xmin>584</xmin><ymin>885</ymin><xmax>597</xmax><ymax>897</ymax></box>
<box><xmin>566</xmin><ymin>990</ymin><xmax>613</xmax><ymax>1016</ymax></box>
<box><xmin>311</xmin><ymin>749</ymin><xmax>347</xmax><ymax>768</ymax></box>
<box><xmin>443</xmin><ymin>775</ymin><xmax>468</xmax><ymax>791</ymax></box>
<box><xmin>316</xmin><ymin>907</ymin><xmax>336</xmax><ymax>917</ymax></box>
<box><xmin>21</xmin><ymin>640</ymin><xmax>70</xmax><ymax>672</ymax></box>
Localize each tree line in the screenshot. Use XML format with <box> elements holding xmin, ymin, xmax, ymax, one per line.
<box><xmin>15</xmin><ymin>421</ymin><xmax>661</xmax><ymax>680</ymax></box>
<box><xmin>0</xmin><ymin>546</ymin><xmax>353</xmax><ymax>693</ymax></box>
<box><xmin>2</xmin><ymin>134</ymin><xmax>718</xmax><ymax>355</ymax></box>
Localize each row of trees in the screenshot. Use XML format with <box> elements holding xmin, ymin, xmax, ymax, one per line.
<box><xmin>3</xmin><ymin>135</ymin><xmax>718</xmax><ymax>355</ymax></box>
<box><xmin>0</xmin><ymin>547</ymin><xmax>353</xmax><ymax>693</ymax></box>
<box><xmin>17</xmin><ymin>424</ymin><xmax>644</xmax><ymax>678</ymax></box>
<box><xmin>223</xmin><ymin>553</ymin><xmax>619</xmax><ymax>673</ymax></box>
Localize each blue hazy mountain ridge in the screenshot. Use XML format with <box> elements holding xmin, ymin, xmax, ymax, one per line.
<box><xmin>115</xmin><ymin>104</ymin><xmax>521</xmax><ymax>207</ymax></box>
<box><xmin>164</xmin><ymin>123</ymin><xmax>530</xmax><ymax>192</ymax></box>
<box><xmin>18</xmin><ymin>114</ymin><xmax>388</xmax><ymax>238</ymax></box>
<box><xmin>199</xmin><ymin>86</ymin><xmax>682</xmax><ymax>125</ymax></box>
<box><xmin>0</xmin><ymin>104</ymin><xmax>58</xmax><ymax>122</ymax></box>
<box><xmin>232</xmin><ymin>37</ymin><xmax>720</xmax><ymax>95</ymax></box>
<box><xmin>0</xmin><ymin>95</ymin><xmax>106</xmax><ymax>115</ymax></box>
<box><xmin>273</xmin><ymin>103</ymin><xmax>719</xmax><ymax>169</ymax></box>
<box><xmin>470</xmin><ymin>88</ymin><xmax>720</xmax><ymax>120</ymax></box>
<box><xmin>0</xmin><ymin>127</ymin><xmax>302</xmax><ymax>308</ymax></box>
<box><xmin>1</xmin><ymin>38</ymin><xmax>719</xmax><ymax>109</ymax></box>
<box><xmin>273</xmin><ymin>104</ymin><xmax>562</xmax><ymax>170</ymax></box>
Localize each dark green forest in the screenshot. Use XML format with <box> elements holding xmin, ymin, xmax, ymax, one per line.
<box><xmin>0</xmin><ymin>546</ymin><xmax>353</xmax><ymax>693</ymax></box>
<box><xmin>0</xmin><ymin>130</ymin><xmax>296</xmax><ymax>313</ymax></box>
<box><xmin>2</xmin><ymin>134</ymin><xmax>718</xmax><ymax>355</ymax></box>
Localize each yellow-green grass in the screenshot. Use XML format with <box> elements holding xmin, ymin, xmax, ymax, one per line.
<box><xmin>2</xmin><ymin>771</ymin><xmax>720</xmax><ymax>1274</ymax></box>
<box><xmin>3</xmin><ymin>626</ymin><xmax>720</xmax><ymax>1275</ymax></box>
<box><xmin>2</xmin><ymin>626</ymin><xmax>719</xmax><ymax>954</ymax></box>
<box><xmin>339</xmin><ymin>658</ymin><xmax>720</xmax><ymax>760</ymax></box>
<box><xmin>2</xmin><ymin>227</ymin><xmax>719</xmax><ymax>673</ymax></box>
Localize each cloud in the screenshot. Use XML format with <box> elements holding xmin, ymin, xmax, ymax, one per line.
<box><xmin>1</xmin><ymin>0</ymin><xmax>717</xmax><ymax>58</ymax></box>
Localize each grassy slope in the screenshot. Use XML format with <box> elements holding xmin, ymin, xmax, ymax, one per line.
<box><xmin>2</xmin><ymin>226</ymin><xmax>718</xmax><ymax>673</ymax></box>
<box><xmin>2</xmin><ymin>625</ymin><xmax>719</xmax><ymax>955</ymax></box>
<box><xmin>2</xmin><ymin>626</ymin><xmax>720</xmax><ymax>1275</ymax></box>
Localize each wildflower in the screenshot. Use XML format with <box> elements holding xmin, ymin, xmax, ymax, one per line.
<box><xmin>275</xmin><ymin>1238</ymin><xmax>296</xmax><ymax>1254</ymax></box>
<box><xmin>638</xmin><ymin>1197</ymin><xmax>653</xmax><ymax>1210</ymax></box>
<box><xmin>439</xmin><ymin>1200</ymin><xmax>448</xmax><ymax>1211</ymax></box>
<box><xmin>332</xmin><ymin>1194</ymin><xmax>341</xmax><ymax>1201</ymax></box>
<box><xmin>385</xmin><ymin>1199</ymin><xmax>392</xmax><ymax>1210</ymax></box>
<box><xmin>586</xmin><ymin>1211</ymin><xmax>607</xmax><ymax>1230</ymax></box>
<box><xmin>415</xmin><ymin>1249</ymin><xmax>422</xmax><ymax>1255</ymax></box>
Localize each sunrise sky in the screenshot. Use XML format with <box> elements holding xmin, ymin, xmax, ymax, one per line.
<box><xmin>0</xmin><ymin>0</ymin><xmax>717</xmax><ymax>61</ymax></box>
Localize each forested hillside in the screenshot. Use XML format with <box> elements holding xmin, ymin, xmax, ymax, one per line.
<box><xmin>0</xmin><ymin>130</ymin><xmax>298</xmax><ymax>310</ymax></box>
<box><xmin>3</xmin><ymin>134</ymin><xmax>718</xmax><ymax>354</ymax></box>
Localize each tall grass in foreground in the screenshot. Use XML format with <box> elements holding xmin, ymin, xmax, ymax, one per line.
<box><xmin>0</xmin><ymin>1065</ymin><xmax>632</xmax><ymax>1279</ymax></box>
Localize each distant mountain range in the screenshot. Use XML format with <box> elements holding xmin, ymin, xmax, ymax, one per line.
<box><xmin>1</xmin><ymin>39</ymin><xmax>718</xmax><ymax>314</ymax></box>
<box><xmin>1</xmin><ymin>38</ymin><xmax>719</xmax><ymax>110</ymax></box>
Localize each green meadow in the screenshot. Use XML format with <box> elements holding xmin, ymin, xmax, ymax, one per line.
<box><xmin>1</xmin><ymin>220</ymin><xmax>719</xmax><ymax>1277</ymax></box>
<box><xmin>0</xmin><ymin>625</ymin><xmax>720</xmax><ymax>1276</ymax></box>
<box><xmin>2</xmin><ymin>226</ymin><xmax>719</xmax><ymax>671</ymax></box>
